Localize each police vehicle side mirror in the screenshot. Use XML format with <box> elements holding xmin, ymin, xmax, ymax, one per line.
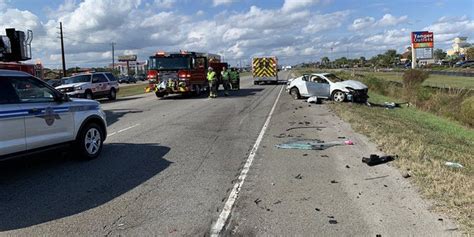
<box><xmin>55</xmin><ymin>92</ymin><xmax>69</xmax><ymax>103</ymax></box>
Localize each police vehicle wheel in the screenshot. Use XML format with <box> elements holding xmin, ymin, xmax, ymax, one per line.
<box><xmin>85</xmin><ymin>91</ymin><xmax>93</xmax><ymax>100</ymax></box>
<box><xmin>290</xmin><ymin>87</ymin><xmax>300</xmax><ymax>100</ymax></box>
<box><xmin>109</xmin><ymin>88</ymin><xmax>117</xmax><ymax>100</ymax></box>
<box><xmin>332</xmin><ymin>90</ymin><xmax>346</xmax><ymax>102</ymax></box>
<box><xmin>76</xmin><ymin>123</ymin><xmax>103</xmax><ymax>159</ymax></box>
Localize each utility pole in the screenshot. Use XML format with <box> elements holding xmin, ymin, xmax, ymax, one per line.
<box><xmin>111</xmin><ymin>42</ymin><xmax>116</xmax><ymax>71</ymax></box>
<box><xmin>59</xmin><ymin>22</ymin><xmax>66</xmax><ymax>78</ymax></box>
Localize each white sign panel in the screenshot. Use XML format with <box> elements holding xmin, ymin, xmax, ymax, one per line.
<box><xmin>415</xmin><ymin>48</ymin><xmax>433</xmax><ymax>59</ymax></box>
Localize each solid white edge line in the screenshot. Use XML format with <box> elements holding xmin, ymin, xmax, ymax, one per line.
<box><xmin>108</xmin><ymin>124</ymin><xmax>140</xmax><ymax>137</ymax></box>
<box><xmin>210</xmin><ymin>85</ymin><xmax>285</xmax><ymax>236</ymax></box>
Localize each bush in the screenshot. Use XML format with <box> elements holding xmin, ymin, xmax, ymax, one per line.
<box><xmin>403</xmin><ymin>69</ymin><xmax>429</xmax><ymax>102</ymax></box>
<box><xmin>460</xmin><ymin>96</ymin><xmax>474</xmax><ymax>126</ymax></box>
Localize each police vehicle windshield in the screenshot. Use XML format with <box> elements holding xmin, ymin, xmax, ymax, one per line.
<box><xmin>150</xmin><ymin>57</ymin><xmax>191</xmax><ymax>70</ymax></box>
<box><xmin>64</xmin><ymin>75</ymin><xmax>91</xmax><ymax>84</ymax></box>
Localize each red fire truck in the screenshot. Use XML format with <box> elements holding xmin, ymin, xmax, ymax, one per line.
<box><xmin>147</xmin><ymin>51</ymin><xmax>220</xmax><ymax>97</ymax></box>
<box><xmin>0</xmin><ymin>28</ymin><xmax>43</xmax><ymax>79</ymax></box>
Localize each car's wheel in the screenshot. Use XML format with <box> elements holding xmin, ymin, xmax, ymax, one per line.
<box><xmin>75</xmin><ymin>123</ymin><xmax>104</xmax><ymax>160</ymax></box>
<box><xmin>253</xmin><ymin>81</ymin><xmax>258</xmax><ymax>85</ymax></box>
<box><xmin>332</xmin><ymin>90</ymin><xmax>346</xmax><ymax>102</ymax></box>
<box><xmin>290</xmin><ymin>87</ymin><xmax>301</xmax><ymax>100</ymax></box>
<box><xmin>85</xmin><ymin>90</ymin><xmax>93</xmax><ymax>100</ymax></box>
<box><xmin>109</xmin><ymin>88</ymin><xmax>117</xmax><ymax>100</ymax></box>
<box><xmin>155</xmin><ymin>91</ymin><xmax>166</xmax><ymax>98</ymax></box>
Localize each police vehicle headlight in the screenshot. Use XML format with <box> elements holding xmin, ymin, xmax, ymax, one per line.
<box><xmin>74</xmin><ymin>86</ymin><xmax>82</xmax><ymax>90</ymax></box>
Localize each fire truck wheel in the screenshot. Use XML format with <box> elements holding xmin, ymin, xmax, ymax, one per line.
<box><xmin>192</xmin><ymin>85</ymin><xmax>201</xmax><ymax>96</ymax></box>
<box><xmin>155</xmin><ymin>91</ymin><xmax>165</xmax><ymax>98</ymax></box>
<box><xmin>108</xmin><ymin>88</ymin><xmax>117</xmax><ymax>100</ymax></box>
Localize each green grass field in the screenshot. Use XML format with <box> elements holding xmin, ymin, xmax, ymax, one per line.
<box><xmin>117</xmin><ymin>84</ymin><xmax>148</xmax><ymax>98</ymax></box>
<box><xmin>329</xmin><ymin>93</ymin><xmax>473</xmax><ymax>232</ymax></box>
<box><xmin>361</xmin><ymin>72</ymin><xmax>474</xmax><ymax>89</ymax></box>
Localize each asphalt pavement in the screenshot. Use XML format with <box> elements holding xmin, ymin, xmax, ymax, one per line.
<box><xmin>0</xmin><ymin>71</ymin><xmax>458</xmax><ymax>236</ymax></box>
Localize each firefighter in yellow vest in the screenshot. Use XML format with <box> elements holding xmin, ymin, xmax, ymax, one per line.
<box><xmin>207</xmin><ymin>67</ymin><xmax>217</xmax><ymax>98</ymax></box>
<box><xmin>221</xmin><ymin>66</ymin><xmax>230</xmax><ymax>96</ymax></box>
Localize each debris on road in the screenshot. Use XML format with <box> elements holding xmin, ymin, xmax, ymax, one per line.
<box><xmin>285</xmin><ymin>126</ymin><xmax>324</xmax><ymax>131</ymax></box>
<box><xmin>254</xmin><ymin>198</ymin><xmax>262</xmax><ymax>205</ymax></box>
<box><xmin>295</xmin><ymin>174</ymin><xmax>303</xmax><ymax>179</ymax></box>
<box><xmin>330</xmin><ymin>180</ymin><xmax>339</xmax><ymax>184</ymax></box>
<box><xmin>366</xmin><ymin>101</ymin><xmax>409</xmax><ymax>109</ymax></box>
<box><xmin>315</xmin><ymin>208</ymin><xmax>321</xmax><ymax>212</ymax></box>
<box><xmin>329</xmin><ymin>220</ymin><xmax>338</xmax><ymax>224</ymax></box>
<box><xmin>362</xmin><ymin>154</ymin><xmax>395</xmax><ymax>166</ymax></box>
<box><xmin>273</xmin><ymin>200</ymin><xmax>282</xmax><ymax>205</ymax></box>
<box><xmin>364</xmin><ymin>175</ymin><xmax>390</xmax><ymax>180</ymax></box>
<box><xmin>402</xmin><ymin>172</ymin><xmax>412</xmax><ymax>178</ymax></box>
<box><xmin>444</xmin><ymin>161</ymin><xmax>463</xmax><ymax>168</ymax></box>
<box><xmin>276</xmin><ymin>139</ymin><xmax>354</xmax><ymax>150</ymax></box>
<box><xmin>345</xmin><ymin>165</ymin><xmax>350</xmax><ymax>168</ymax></box>
<box><xmin>306</xmin><ymin>96</ymin><xmax>320</xmax><ymax>104</ymax></box>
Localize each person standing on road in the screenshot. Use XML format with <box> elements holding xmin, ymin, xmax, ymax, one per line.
<box><xmin>229</xmin><ymin>67</ymin><xmax>240</xmax><ymax>90</ymax></box>
<box><xmin>207</xmin><ymin>67</ymin><xmax>217</xmax><ymax>98</ymax></box>
<box><xmin>221</xmin><ymin>66</ymin><xmax>230</xmax><ymax>96</ymax></box>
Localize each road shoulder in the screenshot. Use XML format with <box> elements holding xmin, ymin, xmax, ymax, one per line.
<box><xmin>226</xmin><ymin>93</ymin><xmax>459</xmax><ymax>235</ymax></box>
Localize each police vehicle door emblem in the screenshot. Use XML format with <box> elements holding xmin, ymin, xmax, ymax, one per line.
<box><xmin>37</xmin><ymin>107</ymin><xmax>61</xmax><ymax>126</ymax></box>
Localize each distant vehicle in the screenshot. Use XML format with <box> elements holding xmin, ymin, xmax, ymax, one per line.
<box><xmin>134</xmin><ymin>74</ymin><xmax>146</xmax><ymax>81</ymax></box>
<box><xmin>454</xmin><ymin>60</ymin><xmax>474</xmax><ymax>68</ymax></box>
<box><xmin>147</xmin><ymin>51</ymin><xmax>220</xmax><ymax>98</ymax></box>
<box><xmin>286</xmin><ymin>73</ymin><xmax>368</xmax><ymax>103</ymax></box>
<box><xmin>0</xmin><ymin>69</ymin><xmax>107</xmax><ymax>160</ymax></box>
<box><xmin>118</xmin><ymin>76</ymin><xmax>137</xmax><ymax>84</ymax></box>
<box><xmin>55</xmin><ymin>72</ymin><xmax>119</xmax><ymax>100</ymax></box>
<box><xmin>252</xmin><ymin>56</ymin><xmax>278</xmax><ymax>85</ymax></box>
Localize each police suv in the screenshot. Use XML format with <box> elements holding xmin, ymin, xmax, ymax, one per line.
<box><xmin>55</xmin><ymin>72</ymin><xmax>119</xmax><ymax>100</ymax></box>
<box><xmin>0</xmin><ymin>69</ymin><xmax>107</xmax><ymax>160</ymax></box>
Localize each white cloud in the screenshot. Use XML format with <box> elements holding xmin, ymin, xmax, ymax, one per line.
<box><xmin>213</xmin><ymin>0</ymin><xmax>234</xmax><ymax>7</ymax></box>
<box><xmin>423</xmin><ymin>16</ymin><xmax>474</xmax><ymax>44</ymax></box>
<box><xmin>154</xmin><ymin>0</ymin><xmax>175</xmax><ymax>8</ymax></box>
<box><xmin>302</xmin><ymin>10</ymin><xmax>350</xmax><ymax>33</ymax></box>
<box><xmin>281</xmin><ymin>0</ymin><xmax>319</xmax><ymax>12</ymax></box>
<box><xmin>349</xmin><ymin>14</ymin><xmax>408</xmax><ymax>31</ymax></box>
<box><xmin>376</xmin><ymin>14</ymin><xmax>408</xmax><ymax>27</ymax></box>
<box><xmin>0</xmin><ymin>8</ymin><xmax>41</xmax><ymax>33</ymax></box>
<box><xmin>350</xmin><ymin>17</ymin><xmax>375</xmax><ymax>31</ymax></box>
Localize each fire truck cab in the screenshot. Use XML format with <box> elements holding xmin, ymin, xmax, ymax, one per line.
<box><xmin>147</xmin><ymin>51</ymin><xmax>220</xmax><ymax>98</ymax></box>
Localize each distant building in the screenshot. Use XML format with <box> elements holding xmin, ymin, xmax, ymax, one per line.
<box><xmin>400</xmin><ymin>46</ymin><xmax>412</xmax><ymax>63</ymax></box>
<box><xmin>447</xmin><ymin>37</ymin><xmax>472</xmax><ymax>56</ymax></box>
<box><xmin>110</xmin><ymin>61</ymin><xmax>147</xmax><ymax>75</ymax></box>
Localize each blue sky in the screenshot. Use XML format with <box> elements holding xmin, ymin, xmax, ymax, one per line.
<box><xmin>1</xmin><ymin>0</ymin><xmax>473</xmax><ymax>68</ymax></box>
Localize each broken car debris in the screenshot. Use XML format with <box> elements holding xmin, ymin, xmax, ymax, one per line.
<box><xmin>276</xmin><ymin>139</ymin><xmax>354</xmax><ymax>150</ymax></box>
<box><xmin>362</xmin><ymin>154</ymin><xmax>396</xmax><ymax>166</ymax></box>
<box><xmin>444</xmin><ymin>162</ymin><xmax>463</xmax><ymax>168</ymax></box>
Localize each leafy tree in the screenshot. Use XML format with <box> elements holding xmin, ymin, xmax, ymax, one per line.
<box><xmin>433</xmin><ymin>49</ymin><xmax>447</xmax><ymax>60</ymax></box>
<box><xmin>321</xmin><ymin>56</ymin><xmax>330</xmax><ymax>66</ymax></box>
<box><xmin>466</xmin><ymin>47</ymin><xmax>474</xmax><ymax>60</ymax></box>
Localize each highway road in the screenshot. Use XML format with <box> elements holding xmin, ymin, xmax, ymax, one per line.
<box><xmin>0</xmin><ymin>71</ymin><xmax>458</xmax><ymax>236</ymax></box>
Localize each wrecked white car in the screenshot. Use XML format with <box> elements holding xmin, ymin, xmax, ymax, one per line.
<box><xmin>286</xmin><ymin>73</ymin><xmax>368</xmax><ymax>103</ymax></box>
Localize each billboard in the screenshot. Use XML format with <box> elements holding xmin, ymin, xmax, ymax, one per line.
<box><xmin>415</xmin><ymin>48</ymin><xmax>433</xmax><ymax>59</ymax></box>
<box><xmin>411</xmin><ymin>31</ymin><xmax>434</xmax><ymax>48</ymax></box>
<box><xmin>118</xmin><ymin>55</ymin><xmax>137</xmax><ymax>61</ymax></box>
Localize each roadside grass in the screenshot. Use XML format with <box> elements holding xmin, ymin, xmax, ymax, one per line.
<box><xmin>360</xmin><ymin>72</ymin><xmax>474</xmax><ymax>90</ymax></box>
<box><xmin>329</xmin><ymin>93</ymin><xmax>474</xmax><ymax>232</ymax></box>
<box><xmin>118</xmin><ymin>84</ymin><xmax>148</xmax><ymax>98</ymax></box>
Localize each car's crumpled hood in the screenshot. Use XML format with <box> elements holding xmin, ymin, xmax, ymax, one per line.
<box><xmin>56</xmin><ymin>82</ymin><xmax>88</xmax><ymax>89</ymax></box>
<box><xmin>335</xmin><ymin>80</ymin><xmax>367</xmax><ymax>90</ymax></box>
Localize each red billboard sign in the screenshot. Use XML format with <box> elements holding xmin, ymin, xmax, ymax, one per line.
<box><xmin>411</xmin><ymin>31</ymin><xmax>434</xmax><ymax>48</ymax></box>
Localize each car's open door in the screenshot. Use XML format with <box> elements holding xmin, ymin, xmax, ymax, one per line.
<box><xmin>306</xmin><ymin>75</ymin><xmax>330</xmax><ymax>98</ymax></box>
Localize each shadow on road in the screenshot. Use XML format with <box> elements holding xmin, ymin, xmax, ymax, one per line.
<box><xmin>105</xmin><ymin>109</ymin><xmax>144</xmax><ymax>126</ymax></box>
<box><xmin>0</xmin><ymin>143</ymin><xmax>171</xmax><ymax>231</ymax></box>
<box><xmin>159</xmin><ymin>88</ymin><xmax>265</xmax><ymax>100</ymax></box>
<box><xmin>98</xmin><ymin>96</ymin><xmax>142</xmax><ymax>104</ymax></box>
